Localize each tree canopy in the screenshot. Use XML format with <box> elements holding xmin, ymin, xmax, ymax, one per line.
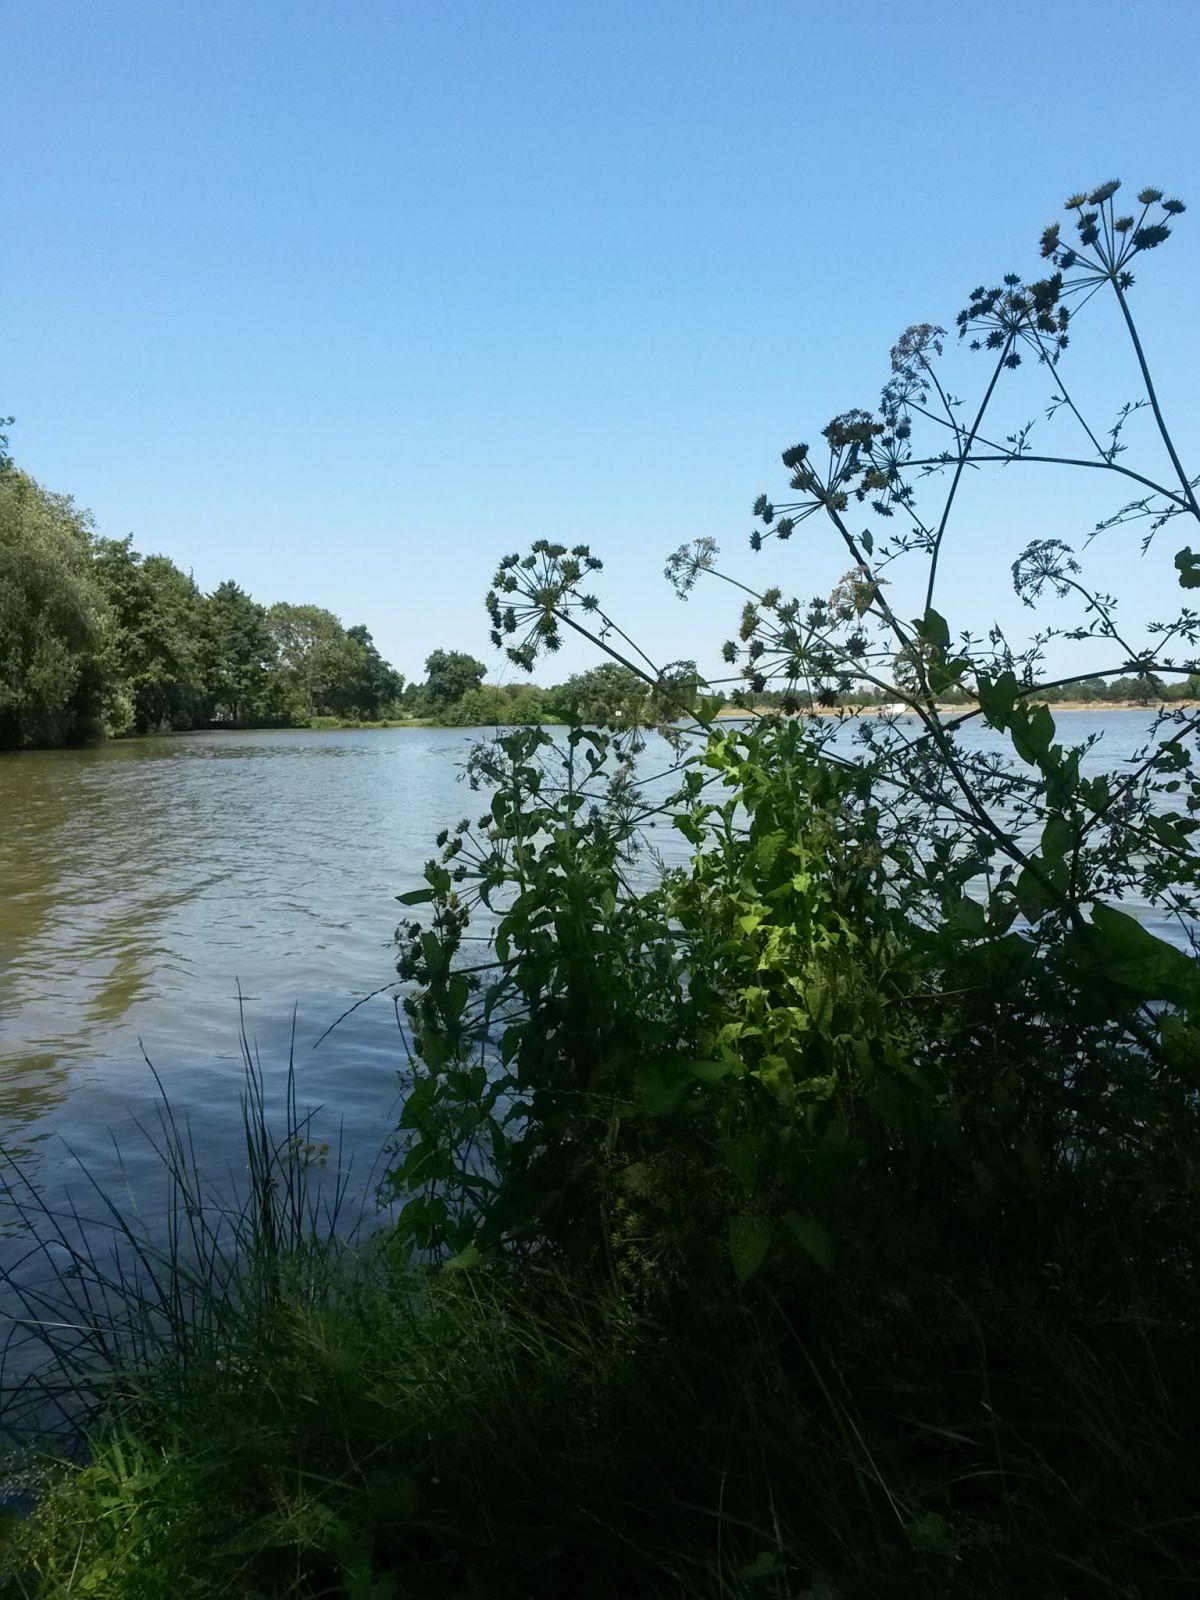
<box><xmin>0</xmin><ymin>435</ymin><xmax>408</xmax><ymax>749</ymax></box>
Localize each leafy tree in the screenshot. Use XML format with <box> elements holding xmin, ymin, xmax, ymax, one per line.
<box><xmin>421</xmin><ymin>649</ymin><xmax>486</xmax><ymax>713</ymax></box>
<box><xmin>93</xmin><ymin>537</ymin><xmax>206</xmax><ymax>732</ymax></box>
<box><xmin>266</xmin><ymin>602</ymin><xmax>346</xmax><ymax>719</ymax></box>
<box><xmin>266</xmin><ymin>606</ymin><xmax>404</xmax><ymax>720</ymax></box>
<box><xmin>444</xmin><ymin>683</ymin><xmax>551</xmax><ymax>726</ymax></box>
<box><xmin>344</xmin><ymin>623</ymin><xmax>404</xmax><ymax>718</ymax></box>
<box><xmin>551</xmin><ymin>662</ymin><xmax>647</xmax><ymax>724</ymax></box>
<box><xmin>0</xmin><ymin>464</ymin><xmax>110</xmax><ymax>749</ymax></box>
<box><xmin>202</xmin><ymin>581</ymin><xmax>276</xmax><ymax>725</ymax></box>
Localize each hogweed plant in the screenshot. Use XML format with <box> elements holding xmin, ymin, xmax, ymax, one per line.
<box><xmin>391</xmin><ymin>181</ymin><xmax>1200</xmax><ymax>1297</ymax></box>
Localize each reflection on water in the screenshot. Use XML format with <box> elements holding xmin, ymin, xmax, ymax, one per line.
<box><xmin>0</xmin><ymin>711</ymin><xmax>1184</xmax><ymax>1206</ymax></box>
<box><xmin>0</xmin><ymin>728</ymin><xmax>493</xmax><ymax>1185</ymax></box>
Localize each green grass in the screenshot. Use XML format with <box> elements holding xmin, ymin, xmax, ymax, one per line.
<box><xmin>4</xmin><ymin>1261</ymin><xmax>1199</xmax><ymax>1597</ymax></box>
<box><xmin>2</xmin><ymin>1059</ymin><xmax>1198</xmax><ymax>1598</ymax></box>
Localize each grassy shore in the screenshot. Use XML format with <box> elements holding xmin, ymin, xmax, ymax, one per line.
<box><xmin>2</xmin><ymin>1079</ymin><xmax>1196</xmax><ymax>1599</ymax></box>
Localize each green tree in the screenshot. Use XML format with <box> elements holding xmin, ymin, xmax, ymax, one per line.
<box><xmin>202</xmin><ymin>581</ymin><xmax>276</xmax><ymax>724</ymax></box>
<box><xmin>344</xmin><ymin>623</ymin><xmax>404</xmax><ymax>718</ymax></box>
<box><xmin>266</xmin><ymin>602</ymin><xmax>345</xmax><ymax>720</ymax></box>
<box><xmin>265</xmin><ymin>606</ymin><xmax>404</xmax><ymax>720</ymax></box>
<box><xmin>92</xmin><ymin>537</ymin><xmax>206</xmax><ymax>732</ymax></box>
<box><xmin>551</xmin><ymin>662</ymin><xmax>647</xmax><ymax>724</ymax></box>
<box><xmin>421</xmin><ymin>649</ymin><xmax>486</xmax><ymax>713</ymax></box>
<box><xmin>0</xmin><ymin>460</ymin><xmax>110</xmax><ymax>749</ymax></box>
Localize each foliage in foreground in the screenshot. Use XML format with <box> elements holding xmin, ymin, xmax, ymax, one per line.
<box><xmin>395</xmin><ymin>181</ymin><xmax>1200</xmax><ymax>1287</ymax></box>
<box><xmin>6</xmin><ymin>1251</ymin><xmax>1200</xmax><ymax>1599</ymax></box>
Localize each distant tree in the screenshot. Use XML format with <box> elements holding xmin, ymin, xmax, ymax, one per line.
<box><xmin>422</xmin><ymin>649</ymin><xmax>486</xmax><ymax>712</ymax></box>
<box><xmin>203</xmin><ymin>581</ymin><xmax>275</xmax><ymax>724</ymax></box>
<box><xmin>551</xmin><ymin>662</ymin><xmax>647</xmax><ymax>725</ymax></box>
<box><xmin>266</xmin><ymin>602</ymin><xmax>345</xmax><ymax>719</ymax></box>
<box><xmin>445</xmin><ymin>682</ymin><xmax>551</xmax><ymax>726</ymax></box>
<box><xmin>93</xmin><ymin>537</ymin><xmax>206</xmax><ymax>732</ymax></box>
<box><xmin>344</xmin><ymin>624</ymin><xmax>404</xmax><ymax>717</ymax></box>
<box><xmin>265</xmin><ymin>606</ymin><xmax>404</xmax><ymax>720</ymax></box>
<box><xmin>647</xmin><ymin>659</ymin><xmax>703</xmax><ymax>721</ymax></box>
<box><xmin>0</xmin><ymin>464</ymin><xmax>110</xmax><ymax>748</ymax></box>
<box><xmin>1103</xmin><ymin>672</ymin><xmax>1168</xmax><ymax>705</ymax></box>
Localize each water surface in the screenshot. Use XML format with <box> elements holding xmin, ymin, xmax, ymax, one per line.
<box><xmin>0</xmin><ymin>711</ymin><xmax>1183</xmax><ymax>1208</ymax></box>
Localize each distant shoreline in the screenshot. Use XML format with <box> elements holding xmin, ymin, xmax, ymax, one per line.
<box><xmin>715</xmin><ymin>699</ymin><xmax>1194</xmax><ymax>719</ymax></box>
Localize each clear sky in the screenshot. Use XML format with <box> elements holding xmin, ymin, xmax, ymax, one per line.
<box><xmin>5</xmin><ymin>0</ymin><xmax>1199</xmax><ymax>685</ymax></box>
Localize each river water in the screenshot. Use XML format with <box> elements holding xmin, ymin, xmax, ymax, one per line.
<box><xmin>0</xmin><ymin>711</ymin><xmax>1185</xmax><ymax>1226</ymax></box>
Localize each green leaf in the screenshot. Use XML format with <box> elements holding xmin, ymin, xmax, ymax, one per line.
<box><xmin>444</xmin><ymin>1242</ymin><xmax>481</xmax><ymax>1271</ymax></box>
<box><xmin>976</xmin><ymin>669</ymin><xmax>1018</xmax><ymax>729</ymax></box>
<box><xmin>917</xmin><ymin>607</ymin><xmax>951</xmax><ymax>651</ymax></box>
<box><xmin>929</xmin><ymin>655</ymin><xmax>969</xmax><ymax>695</ymax></box>
<box><xmin>634</xmin><ymin>1060</ymin><xmax>693</xmax><ymax>1118</ymax></box>
<box><xmin>730</xmin><ymin>1213</ymin><xmax>771</xmax><ymax>1283</ymax></box>
<box><xmin>396</xmin><ymin>887</ymin><xmax>433</xmax><ymax>906</ymax></box>
<box><xmin>736</xmin><ymin>1551</ymin><xmax>780</xmax><ymax>1582</ymax></box>
<box><xmin>784</xmin><ymin>1211</ymin><xmax>836</xmax><ymax>1274</ymax></box>
<box><xmin>1008</xmin><ymin>701</ymin><xmax>1055</xmax><ymax>765</ymax></box>
<box><xmin>1038</xmin><ymin>814</ymin><xmax>1074</xmax><ymax>886</ymax></box>
<box><xmin>1015</xmin><ymin>866</ymin><xmax>1055</xmax><ymax>922</ymax></box>
<box><xmin>947</xmin><ymin>896</ymin><xmax>986</xmax><ymax>937</ymax></box>
<box><xmin>1081</xmin><ymin>903</ymin><xmax>1200</xmax><ymax>1005</ymax></box>
<box><xmin>685</xmin><ymin>1058</ymin><xmax>734</xmax><ymax>1083</ymax></box>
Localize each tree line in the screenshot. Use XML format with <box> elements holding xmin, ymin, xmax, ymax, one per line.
<box><xmin>0</xmin><ymin>439</ymin><xmax>406</xmax><ymax>749</ymax></box>
<box><xmin>0</xmin><ymin>437</ymin><xmax>705</xmax><ymax>749</ymax></box>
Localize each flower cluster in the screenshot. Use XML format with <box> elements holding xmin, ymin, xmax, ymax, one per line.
<box><xmin>1038</xmin><ymin>182</ymin><xmax>1185</xmax><ymax>300</ymax></box>
<box><xmin>486</xmin><ymin>540</ymin><xmax>603</xmax><ymax>671</ymax></box>
<box><xmin>955</xmin><ymin>272</ymin><xmax>1069</xmax><ymax>365</ymax></box>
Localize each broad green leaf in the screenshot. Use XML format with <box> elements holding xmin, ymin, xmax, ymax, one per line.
<box><xmin>784</xmin><ymin>1211</ymin><xmax>836</xmax><ymax>1274</ymax></box>
<box><xmin>444</xmin><ymin>1243</ymin><xmax>480</xmax><ymax>1271</ymax></box>
<box><xmin>686</xmin><ymin>1058</ymin><xmax>734</xmax><ymax>1083</ymax></box>
<box><xmin>729</xmin><ymin>1213</ymin><xmax>771</xmax><ymax>1283</ymax></box>
<box><xmin>396</xmin><ymin>887</ymin><xmax>433</xmax><ymax>906</ymax></box>
<box><xmin>634</xmin><ymin>1061</ymin><xmax>693</xmax><ymax>1117</ymax></box>
<box><xmin>736</xmin><ymin>1551</ymin><xmax>780</xmax><ymax>1581</ymax></box>
<box><xmin>1014</xmin><ymin>867</ymin><xmax>1055</xmax><ymax>922</ymax></box>
<box><xmin>1040</xmin><ymin>814</ymin><xmax>1073</xmax><ymax>865</ymax></box>
<box><xmin>947</xmin><ymin>896</ymin><xmax>986</xmax><ymax>937</ymax></box>
<box><xmin>1009</xmin><ymin>702</ymin><xmax>1055</xmax><ymax>766</ymax></box>
<box><xmin>1078</xmin><ymin>904</ymin><xmax>1200</xmax><ymax>1007</ymax></box>
<box><xmin>976</xmin><ymin>669</ymin><xmax>1018</xmax><ymax>728</ymax></box>
<box><xmin>917</xmin><ymin>607</ymin><xmax>951</xmax><ymax>651</ymax></box>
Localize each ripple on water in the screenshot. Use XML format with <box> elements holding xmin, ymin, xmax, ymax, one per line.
<box><xmin>0</xmin><ymin>713</ymin><xmax>1192</xmax><ymax>1246</ymax></box>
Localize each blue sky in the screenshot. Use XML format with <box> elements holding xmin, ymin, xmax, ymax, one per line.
<box><xmin>5</xmin><ymin>0</ymin><xmax>1199</xmax><ymax>685</ymax></box>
